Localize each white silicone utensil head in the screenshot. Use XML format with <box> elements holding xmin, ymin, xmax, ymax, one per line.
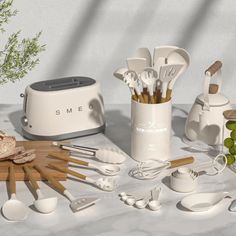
<box><xmin>2</xmin><ymin>198</ymin><xmax>28</xmax><ymax>221</ymax></box>
<box><xmin>34</xmin><ymin>197</ymin><xmax>58</xmax><ymax>214</ymax></box>
<box><xmin>96</xmin><ymin>148</ymin><xmax>126</xmax><ymax>164</ymax></box>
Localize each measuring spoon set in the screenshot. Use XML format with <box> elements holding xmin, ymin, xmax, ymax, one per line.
<box><xmin>114</xmin><ymin>46</ymin><xmax>190</xmax><ymax>104</ymax></box>
<box><xmin>119</xmin><ymin>187</ymin><xmax>162</xmax><ymax>211</ymax></box>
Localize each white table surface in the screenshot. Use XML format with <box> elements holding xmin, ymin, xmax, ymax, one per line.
<box><xmin>1</xmin><ymin>104</ymin><xmax>236</xmax><ymax>236</ymax></box>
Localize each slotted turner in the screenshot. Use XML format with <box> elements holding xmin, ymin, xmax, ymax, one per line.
<box><xmin>159</xmin><ymin>64</ymin><xmax>184</xmax><ymax>103</ymax></box>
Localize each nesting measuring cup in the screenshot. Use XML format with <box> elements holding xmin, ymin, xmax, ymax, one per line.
<box><xmin>131</xmin><ymin>99</ymin><xmax>171</xmax><ymax>162</ymax></box>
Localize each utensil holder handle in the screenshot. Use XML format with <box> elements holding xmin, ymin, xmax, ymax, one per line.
<box><xmin>34</xmin><ymin>165</ymin><xmax>66</xmax><ymax>193</ymax></box>
<box><xmin>9</xmin><ymin>164</ymin><xmax>16</xmax><ymax>194</ymax></box>
<box><xmin>23</xmin><ymin>165</ymin><xmax>39</xmax><ymax>190</ymax></box>
<box><xmin>169</xmin><ymin>156</ymin><xmax>194</xmax><ymax>168</ymax></box>
<box><xmin>205</xmin><ymin>61</ymin><xmax>222</xmax><ymax>76</ymax></box>
<box><xmin>49</xmin><ymin>152</ymin><xmax>88</xmax><ymax>166</ymax></box>
<box><xmin>48</xmin><ymin>163</ymin><xmax>87</xmax><ymax>180</ymax></box>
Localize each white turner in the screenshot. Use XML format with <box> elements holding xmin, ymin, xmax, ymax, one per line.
<box><xmin>159</xmin><ymin>64</ymin><xmax>184</xmax><ymax>103</ymax></box>
<box><xmin>134</xmin><ymin>48</ymin><xmax>152</xmax><ymax>67</ymax></box>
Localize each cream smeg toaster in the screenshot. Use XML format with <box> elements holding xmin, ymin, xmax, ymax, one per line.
<box><xmin>21</xmin><ymin>76</ymin><xmax>105</xmax><ymax>140</ymax></box>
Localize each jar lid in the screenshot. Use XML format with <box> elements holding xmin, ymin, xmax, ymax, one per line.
<box><xmin>196</xmin><ymin>93</ymin><xmax>229</xmax><ymax>107</ymax></box>
<box><xmin>223</xmin><ymin>109</ymin><xmax>236</xmax><ymax>121</ymax></box>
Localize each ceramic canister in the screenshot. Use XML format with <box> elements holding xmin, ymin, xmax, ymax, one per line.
<box><xmin>131</xmin><ymin>99</ymin><xmax>172</xmax><ymax>162</ymax></box>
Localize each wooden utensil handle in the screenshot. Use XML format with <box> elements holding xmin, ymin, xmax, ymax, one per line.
<box><xmin>138</xmin><ymin>94</ymin><xmax>145</xmax><ymax>103</ymax></box>
<box><xmin>9</xmin><ymin>164</ymin><xmax>16</xmax><ymax>194</ymax></box>
<box><xmin>49</xmin><ymin>152</ymin><xmax>88</xmax><ymax>166</ymax></box>
<box><xmin>131</xmin><ymin>94</ymin><xmax>138</xmax><ymax>101</ymax></box>
<box><xmin>205</xmin><ymin>61</ymin><xmax>222</xmax><ymax>76</ymax></box>
<box><xmin>34</xmin><ymin>165</ymin><xmax>66</xmax><ymax>193</ymax></box>
<box><xmin>142</xmin><ymin>88</ymin><xmax>149</xmax><ymax>104</ymax></box>
<box><xmin>160</xmin><ymin>97</ymin><xmax>166</xmax><ymax>103</ymax></box>
<box><xmin>209</xmin><ymin>84</ymin><xmax>219</xmax><ymax>94</ymax></box>
<box><xmin>23</xmin><ymin>165</ymin><xmax>39</xmax><ymax>190</ymax></box>
<box><xmin>48</xmin><ymin>163</ymin><xmax>87</xmax><ymax>180</ymax></box>
<box><xmin>166</xmin><ymin>88</ymin><xmax>172</xmax><ymax>101</ymax></box>
<box><xmin>150</xmin><ymin>96</ymin><xmax>155</xmax><ymax>104</ymax></box>
<box><xmin>169</xmin><ymin>156</ymin><xmax>194</xmax><ymax>168</ymax></box>
<box><xmin>155</xmin><ymin>88</ymin><xmax>161</xmax><ymax>103</ymax></box>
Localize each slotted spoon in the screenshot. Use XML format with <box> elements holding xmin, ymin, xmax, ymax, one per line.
<box><xmin>49</xmin><ymin>152</ymin><xmax>120</xmax><ymax>176</ymax></box>
<box><xmin>159</xmin><ymin>64</ymin><xmax>184</xmax><ymax>103</ymax></box>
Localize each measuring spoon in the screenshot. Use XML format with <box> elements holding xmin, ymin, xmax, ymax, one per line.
<box><xmin>148</xmin><ymin>187</ymin><xmax>161</xmax><ymax>211</ymax></box>
<box><xmin>2</xmin><ymin>165</ymin><xmax>28</xmax><ymax>221</ymax></box>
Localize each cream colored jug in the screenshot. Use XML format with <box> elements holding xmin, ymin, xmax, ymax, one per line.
<box><xmin>185</xmin><ymin>61</ymin><xmax>231</xmax><ymax>145</ymax></box>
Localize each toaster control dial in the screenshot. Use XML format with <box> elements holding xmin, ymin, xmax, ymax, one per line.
<box><xmin>21</xmin><ymin>116</ymin><xmax>28</xmax><ymax>126</ymax></box>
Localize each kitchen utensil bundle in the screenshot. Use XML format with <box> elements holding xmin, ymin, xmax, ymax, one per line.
<box><xmin>119</xmin><ymin>187</ymin><xmax>161</xmax><ymax>211</ymax></box>
<box><xmin>114</xmin><ymin>46</ymin><xmax>190</xmax><ymax>104</ymax></box>
<box><xmin>34</xmin><ymin>165</ymin><xmax>100</xmax><ymax>212</ymax></box>
<box><xmin>2</xmin><ymin>165</ymin><xmax>29</xmax><ymax>221</ymax></box>
<box><xmin>180</xmin><ymin>191</ymin><xmax>229</xmax><ymax>212</ymax></box>
<box><xmin>185</xmin><ymin>61</ymin><xmax>232</xmax><ymax>145</ymax></box>
<box><xmin>129</xmin><ymin>156</ymin><xmax>194</xmax><ymax>180</ymax></box>
<box><xmin>48</xmin><ymin>163</ymin><xmax>116</xmax><ymax>192</ymax></box>
<box><xmin>21</xmin><ymin>76</ymin><xmax>105</xmax><ymax>140</ymax></box>
<box><xmin>49</xmin><ymin>152</ymin><xmax>120</xmax><ymax>176</ymax></box>
<box><xmin>53</xmin><ymin>142</ymin><xmax>126</xmax><ymax>164</ymax></box>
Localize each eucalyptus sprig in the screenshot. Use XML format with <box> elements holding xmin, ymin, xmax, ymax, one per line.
<box><xmin>0</xmin><ymin>0</ymin><xmax>45</xmax><ymax>85</ymax></box>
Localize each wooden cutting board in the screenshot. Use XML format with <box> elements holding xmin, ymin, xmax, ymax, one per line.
<box><xmin>0</xmin><ymin>141</ymin><xmax>69</xmax><ymax>181</ymax></box>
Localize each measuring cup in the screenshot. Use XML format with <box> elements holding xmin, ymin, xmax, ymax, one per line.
<box><xmin>2</xmin><ymin>165</ymin><xmax>28</xmax><ymax>221</ymax></box>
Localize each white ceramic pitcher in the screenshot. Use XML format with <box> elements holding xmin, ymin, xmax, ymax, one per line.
<box><xmin>185</xmin><ymin>61</ymin><xmax>231</xmax><ymax>145</ymax></box>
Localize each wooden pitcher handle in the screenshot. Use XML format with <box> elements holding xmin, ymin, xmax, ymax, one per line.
<box><xmin>166</xmin><ymin>88</ymin><xmax>172</xmax><ymax>101</ymax></box>
<box><xmin>34</xmin><ymin>165</ymin><xmax>66</xmax><ymax>193</ymax></box>
<box><xmin>9</xmin><ymin>164</ymin><xmax>16</xmax><ymax>194</ymax></box>
<box><xmin>169</xmin><ymin>156</ymin><xmax>194</xmax><ymax>169</ymax></box>
<box><xmin>23</xmin><ymin>165</ymin><xmax>39</xmax><ymax>190</ymax></box>
<box><xmin>49</xmin><ymin>152</ymin><xmax>89</xmax><ymax>166</ymax></box>
<box><xmin>48</xmin><ymin>163</ymin><xmax>87</xmax><ymax>180</ymax></box>
<box><xmin>209</xmin><ymin>84</ymin><xmax>219</xmax><ymax>94</ymax></box>
<box><xmin>205</xmin><ymin>61</ymin><xmax>222</xmax><ymax>76</ymax></box>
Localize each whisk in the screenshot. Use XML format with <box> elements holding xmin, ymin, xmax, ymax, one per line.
<box><xmin>129</xmin><ymin>156</ymin><xmax>194</xmax><ymax>180</ymax></box>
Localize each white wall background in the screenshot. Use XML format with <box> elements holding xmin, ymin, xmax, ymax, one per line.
<box><xmin>0</xmin><ymin>0</ymin><xmax>235</xmax><ymax>105</ymax></box>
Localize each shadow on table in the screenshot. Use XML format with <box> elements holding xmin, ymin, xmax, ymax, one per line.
<box><xmin>172</xmin><ymin>105</ymin><xmax>189</xmax><ymax>140</ymax></box>
<box><xmin>8</xmin><ymin>110</ymin><xmax>23</xmax><ymax>136</ymax></box>
<box><xmin>176</xmin><ymin>201</ymin><xmax>191</xmax><ymax>212</ymax></box>
<box><xmin>104</xmin><ymin>109</ymin><xmax>131</xmax><ymax>156</ymax></box>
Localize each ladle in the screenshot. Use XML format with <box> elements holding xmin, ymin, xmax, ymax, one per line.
<box><xmin>2</xmin><ymin>165</ymin><xmax>28</xmax><ymax>221</ymax></box>
<box><xmin>23</xmin><ymin>165</ymin><xmax>58</xmax><ymax>214</ymax></box>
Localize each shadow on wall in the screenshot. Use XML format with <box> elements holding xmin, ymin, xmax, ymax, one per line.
<box><xmin>99</xmin><ymin>0</ymin><xmax>161</xmax><ymax>88</ymax></box>
<box><xmin>48</xmin><ymin>0</ymin><xmax>108</xmax><ymax>77</ymax></box>
<box><xmin>104</xmin><ymin>109</ymin><xmax>131</xmax><ymax>155</ymax></box>
<box><xmin>171</xmin><ymin>105</ymin><xmax>188</xmax><ymax>139</ymax></box>
<box><xmin>8</xmin><ymin>110</ymin><xmax>23</xmax><ymax>136</ymax></box>
<box><xmin>177</xmin><ymin>0</ymin><xmax>218</xmax><ymax>48</ymax></box>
